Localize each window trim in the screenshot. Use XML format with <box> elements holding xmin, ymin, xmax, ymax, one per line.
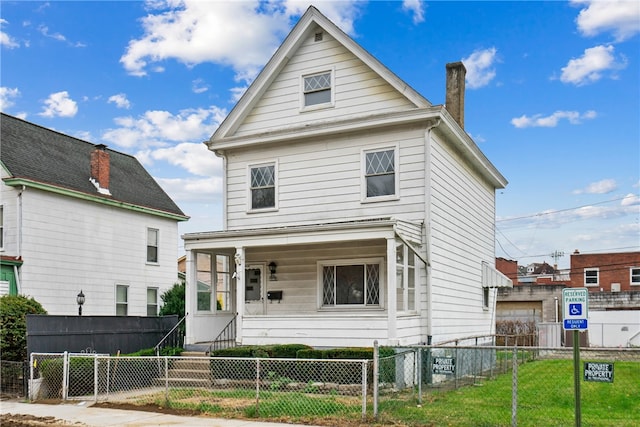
<box><xmin>584</xmin><ymin>268</ymin><xmax>599</xmax><ymax>287</ymax></box>
<box><xmin>631</xmin><ymin>267</ymin><xmax>640</xmax><ymax>286</ymax></box>
<box><xmin>361</xmin><ymin>145</ymin><xmax>399</xmax><ymax>203</ymax></box>
<box><xmin>146</xmin><ymin>228</ymin><xmax>159</xmax><ymax>264</ymax></box>
<box><xmin>317</xmin><ymin>257</ymin><xmax>385</xmax><ymax>310</ymax></box>
<box><xmin>300</xmin><ymin>68</ymin><xmax>335</xmax><ymax>111</ymax></box>
<box><xmin>396</xmin><ymin>242</ymin><xmax>417</xmax><ymax>313</ymax></box>
<box><xmin>247</xmin><ymin>161</ymin><xmax>278</xmax><ymax>213</ymax></box>
<box><xmin>115</xmin><ymin>284</ymin><xmax>129</xmax><ymax>316</ymax></box>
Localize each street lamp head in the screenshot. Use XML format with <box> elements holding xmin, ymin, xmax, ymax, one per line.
<box><xmin>77</xmin><ymin>290</ymin><xmax>85</xmax><ymax>306</ymax></box>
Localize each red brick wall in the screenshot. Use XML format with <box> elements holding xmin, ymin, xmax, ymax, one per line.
<box><xmin>569</xmin><ymin>251</ymin><xmax>640</xmax><ymax>292</ymax></box>
<box><xmin>496</xmin><ymin>257</ymin><xmax>518</xmax><ymax>282</ymax></box>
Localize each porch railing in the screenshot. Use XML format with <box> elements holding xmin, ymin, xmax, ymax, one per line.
<box><xmin>208</xmin><ymin>314</ymin><xmax>237</xmax><ymax>355</ymax></box>
<box><xmin>154</xmin><ymin>313</ymin><xmax>187</xmax><ymax>356</ymax></box>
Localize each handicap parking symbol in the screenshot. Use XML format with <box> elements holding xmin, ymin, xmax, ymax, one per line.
<box><xmin>569</xmin><ymin>303</ymin><xmax>582</xmax><ymax>316</ymax></box>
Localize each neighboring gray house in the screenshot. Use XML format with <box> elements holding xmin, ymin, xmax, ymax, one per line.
<box><xmin>182</xmin><ymin>6</ymin><xmax>511</xmax><ymax>349</ymax></box>
<box><xmin>1</xmin><ymin>113</ymin><xmax>189</xmax><ymax>315</ymax></box>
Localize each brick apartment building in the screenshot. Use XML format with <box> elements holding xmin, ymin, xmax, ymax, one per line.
<box><xmin>569</xmin><ymin>250</ymin><xmax>640</xmax><ymax>292</ymax></box>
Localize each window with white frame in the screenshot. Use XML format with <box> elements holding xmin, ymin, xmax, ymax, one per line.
<box><xmin>584</xmin><ymin>268</ymin><xmax>599</xmax><ymax>287</ymax></box>
<box><xmin>215</xmin><ymin>255</ymin><xmax>232</xmax><ymax>311</ymax></box>
<box><xmin>302</xmin><ymin>70</ymin><xmax>332</xmax><ymax>108</ymax></box>
<box><xmin>320</xmin><ymin>259</ymin><xmax>382</xmax><ymax>307</ymax></box>
<box><xmin>249</xmin><ymin>163</ymin><xmax>276</xmax><ymax>210</ymax></box>
<box><xmin>396</xmin><ymin>242</ymin><xmax>416</xmax><ymax>312</ymax></box>
<box><xmin>147</xmin><ymin>287</ymin><xmax>158</xmax><ymax>316</ymax></box>
<box><xmin>197</xmin><ymin>253</ymin><xmax>213</xmax><ymax>311</ymax></box>
<box><xmin>363</xmin><ymin>147</ymin><xmax>397</xmax><ymax>200</ymax></box>
<box><xmin>482</xmin><ymin>287</ymin><xmax>490</xmax><ymax>309</ymax></box>
<box><xmin>631</xmin><ymin>267</ymin><xmax>640</xmax><ymax>286</ymax></box>
<box><xmin>116</xmin><ymin>284</ymin><xmax>128</xmax><ymax>315</ymax></box>
<box><xmin>147</xmin><ymin>228</ymin><xmax>159</xmax><ymax>263</ymax></box>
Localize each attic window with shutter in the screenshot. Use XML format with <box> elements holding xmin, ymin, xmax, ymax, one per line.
<box><xmin>301</xmin><ymin>69</ymin><xmax>334</xmax><ymax>110</ymax></box>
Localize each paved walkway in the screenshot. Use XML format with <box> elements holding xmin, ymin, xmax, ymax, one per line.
<box><xmin>1</xmin><ymin>400</ymin><xmax>317</xmax><ymax>427</ymax></box>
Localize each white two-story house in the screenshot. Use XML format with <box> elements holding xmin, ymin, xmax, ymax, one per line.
<box><xmin>1</xmin><ymin>113</ymin><xmax>189</xmax><ymax>316</ymax></box>
<box><xmin>183</xmin><ymin>6</ymin><xmax>511</xmax><ymax>349</ymax></box>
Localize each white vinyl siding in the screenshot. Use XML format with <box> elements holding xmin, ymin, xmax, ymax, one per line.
<box><xmin>235</xmin><ymin>31</ymin><xmax>414</xmax><ymax>137</ymax></box>
<box><xmin>428</xmin><ymin>132</ymin><xmax>496</xmax><ymax>341</ymax></box>
<box><xmin>225</xmin><ymin>127</ymin><xmax>425</xmax><ymax>230</ymax></box>
<box><xmin>0</xmin><ymin>205</ymin><xmax>4</xmax><ymax>249</ymax></box>
<box><xmin>11</xmin><ymin>187</ymin><xmax>178</xmax><ymax>315</ymax></box>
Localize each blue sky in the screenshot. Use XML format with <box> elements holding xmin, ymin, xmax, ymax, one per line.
<box><xmin>1</xmin><ymin>1</ymin><xmax>638</xmax><ymax>269</ymax></box>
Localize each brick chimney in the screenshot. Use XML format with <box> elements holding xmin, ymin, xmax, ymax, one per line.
<box><xmin>90</xmin><ymin>144</ymin><xmax>111</xmax><ymax>195</ymax></box>
<box><xmin>445</xmin><ymin>61</ymin><xmax>466</xmax><ymax>129</ymax></box>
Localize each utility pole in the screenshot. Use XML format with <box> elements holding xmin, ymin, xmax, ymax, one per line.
<box><xmin>550</xmin><ymin>250</ymin><xmax>564</xmax><ymax>281</ymax></box>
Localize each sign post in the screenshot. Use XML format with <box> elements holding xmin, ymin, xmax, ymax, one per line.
<box><xmin>563</xmin><ymin>288</ymin><xmax>589</xmax><ymax>427</ymax></box>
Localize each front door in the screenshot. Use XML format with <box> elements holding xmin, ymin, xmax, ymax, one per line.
<box><xmin>244</xmin><ymin>266</ymin><xmax>265</xmax><ymax>315</ymax></box>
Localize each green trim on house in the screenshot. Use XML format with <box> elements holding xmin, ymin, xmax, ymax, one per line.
<box><xmin>3</xmin><ymin>178</ymin><xmax>189</xmax><ymax>222</ymax></box>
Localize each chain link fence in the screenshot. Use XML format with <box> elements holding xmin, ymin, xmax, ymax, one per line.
<box><xmin>375</xmin><ymin>342</ymin><xmax>640</xmax><ymax>426</ymax></box>
<box><xmin>29</xmin><ymin>352</ymin><xmax>369</xmax><ymax>422</ymax></box>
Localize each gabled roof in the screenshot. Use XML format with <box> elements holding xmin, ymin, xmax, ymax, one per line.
<box><xmin>210</xmin><ymin>5</ymin><xmax>431</xmax><ymax>142</ymax></box>
<box><xmin>1</xmin><ymin>113</ymin><xmax>188</xmax><ymax>221</ymax></box>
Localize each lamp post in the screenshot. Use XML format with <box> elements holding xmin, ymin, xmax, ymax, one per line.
<box><xmin>77</xmin><ymin>290</ymin><xmax>85</xmax><ymax>316</ymax></box>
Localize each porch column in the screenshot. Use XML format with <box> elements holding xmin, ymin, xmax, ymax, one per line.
<box><xmin>387</xmin><ymin>237</ymin><xmax>398</xmax><ymax>345</ymax></box>
<box><xmin>184</xmin><ymin>249</ymin><xmax>195</xmax><ymax>345</ymax></box>
<box><xmin>234</xmin><ymin>247</ymin><xmax>245</xmax><ymax>344</ymax></box>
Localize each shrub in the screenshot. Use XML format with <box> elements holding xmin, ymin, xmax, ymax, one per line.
<box><xmin>0</xmin><ymin>295</ymin><xmax>47</xmax><ymax>361</ymax></box>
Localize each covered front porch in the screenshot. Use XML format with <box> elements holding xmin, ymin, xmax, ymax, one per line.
<box><xmin>182</xmin><ymin>218</ymin><xmax>428</xmax><ymax>349</ymax></box>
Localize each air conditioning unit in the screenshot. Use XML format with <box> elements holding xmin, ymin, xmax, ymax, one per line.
<box><xmin>611</xmin><ymin>283</ymin><xmax>621</xmax><ymax>292</ymax></box>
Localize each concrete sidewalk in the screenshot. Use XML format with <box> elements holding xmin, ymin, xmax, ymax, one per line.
<box><xmin>0</xmin><ymin>400</ymin><xmax>318</xmax><ymax>427</ymax></box>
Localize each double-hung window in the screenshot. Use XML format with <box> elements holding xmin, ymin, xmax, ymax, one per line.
<box><xmin>396</xmin><ymin>242</ymin><xmax>416</xmax><ymax>312</ymax></box>
<box><xmin>320</xmin><ymin>259</ymin><xmax>382</xmax><ymax>308</ymax></box>
<box><xmin>249</xmin><ymin>163</ymin><xmax>276</xmax><ymax>210</ymax></box>
<box><xmin>147</xmin><ymin>287</ymin><xmax>158</xmax><ymax>316</ymax></box>
<box><xmin>631</xmin><ymin>267</ymin><xmax>640</xmax><ymax>286</ymax></box>
<box><xmin>147</xmin><ymin>228</ymin><xmax>159</xmax><ymax>263</ymax></box>
<box><xmin>584</xmin><ymin>268</ymin><xmax>599</xmax><ymax>287</ymax></box>
<box><xmin>302</xmin><ymin>70</ymin><xmax>333</xmax><ymax>108</ymax></box>
<box><xmin>363</xmin><ymin>147</ymin><xmax>398</xmax><ymax>200</ymax></box>
<box><xmin>116</xmin><ymin>284</ymin><xmax>128</xmax><ymax>315</ymax></box>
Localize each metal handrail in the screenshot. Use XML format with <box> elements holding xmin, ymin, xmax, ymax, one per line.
<box><xmin>154</xmin><ymin>313</ymin><xmax>187</xmax><ymax>356</ymax></box>
<box><xmin>207</xmin><ymin>313</ymin><xmax>237</xmax><ymax>355</ymax></box>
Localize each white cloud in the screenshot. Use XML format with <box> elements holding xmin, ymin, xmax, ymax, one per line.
<box><xmin>572</xmin><ymin>0</ymin><xmax>640</xmax><ymax>42</ymax></box>
<box><xmin>108</xmin><ymin>93</ymin><xmax>131</xmax><ymax>109</ymax></box>
<box><xmin>621</xmin><ymin>193</ymin><xmax>640</xmax><ymax>207</ymax></box>
<box><xmin>0</xmin><ymin>87</ymin><xmax>20</xmax><ymax>110</ymax></box>
<box><xmin>402</xmin><ymin>0</ymin><xmax>425</xmax><ymax>24</ymax></box>
<box><xmin>39</xmin><ymin>91</ymin><xmax>78</xmax><ymax>118</ymax></box>
<box><xmin>101</xmin><ymin>106</ymin><xmax>226</xmax><ymax>150</ymax></box>
<box><xmin>191</xmin><ymin>79</ymin><xmax>209</xmax><ymax>94</ymax></box>
<box><xmin>150</xmin><ymin>142</ymin><xmax>221</xmax><ymax>177</ymax></box>
<box><xmin>560</xmin><ymin>45</ymin><xmax>626</xmax><ymax>86</ymax></box>
<box><xmin>154</xmin><ymin>176</ymin><xmax>222</xmax><ymax>202</ymax></box>
<box><xmin>120</xmin><ymin>1</ymin><xmax>363</xmax><ymax>81</ymax></box>
<box><xmin>511</xmin><ymin>110</ymin><xmax>597</xmax><ymax>128</ymax></box>
<box><xmin>573</xmin><ymin>179</ymin><xmax>618</xmax><ymax>195</ymax></box>
<box><xmin>38</xmin><ymin>24</ymin><xmax>66</xmax><ymax>42</ymax></box>
<box><xmin>462</xmin><ymin>47</ymin><xmax>497</xmax><ymax>89</ymax></box>
<box><xmin>1</xmin><ymin>19</ymin><xmax>20</xmax><ymax>48</ymax></box>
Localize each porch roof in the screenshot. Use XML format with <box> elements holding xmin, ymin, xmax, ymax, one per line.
<box><xmin>182</xmin><ymin>217</ymin><xmax>423</xmax><ymax>251</ymax></box>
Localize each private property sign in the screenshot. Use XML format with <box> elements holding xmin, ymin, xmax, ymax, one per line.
<box><xmin>562</xmin><ymin>288</ymin><xmax>589</xmax><ymax>331</ymax></box>
<box><xmin>584</xmin><ymin>362</ymin><xmax>614</xmax><ymax>383</ymax></box>
<box><xmin>432</xmin><ymin>357</ymin><xmax>455</xmax><ymax>375</ymax></box>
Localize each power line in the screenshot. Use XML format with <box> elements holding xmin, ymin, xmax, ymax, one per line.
<box><xmin>496</xmin><ymin>196</ymin><xmax>629</xmax><ymax>223</ymax></box>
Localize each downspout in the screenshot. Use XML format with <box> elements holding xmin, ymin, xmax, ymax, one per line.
<box><xmin>16</xmin><ymin>186</ymin><xmax>25</xmax><ymax>293</ymax></box>
<box><xmin>424</xmin><ymin>119</ymin><xmax>441</xmax><ymax>345</ymax></box>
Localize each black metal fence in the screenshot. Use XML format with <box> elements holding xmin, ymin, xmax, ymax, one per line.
<box><xmin>0</xmin><ymin>360</ymin><xmax>28</xmax><ymax>397</ymax></box>
<box><xmin>27</xmin><ymin>315</ymin><xmax>180</xmax><ymax>356</ymax></box>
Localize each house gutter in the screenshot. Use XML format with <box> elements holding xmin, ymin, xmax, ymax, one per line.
<box><xmin>424</xmin><ymin>118</ymin><xmax>441</xmax><ymax>345</ymax></box>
